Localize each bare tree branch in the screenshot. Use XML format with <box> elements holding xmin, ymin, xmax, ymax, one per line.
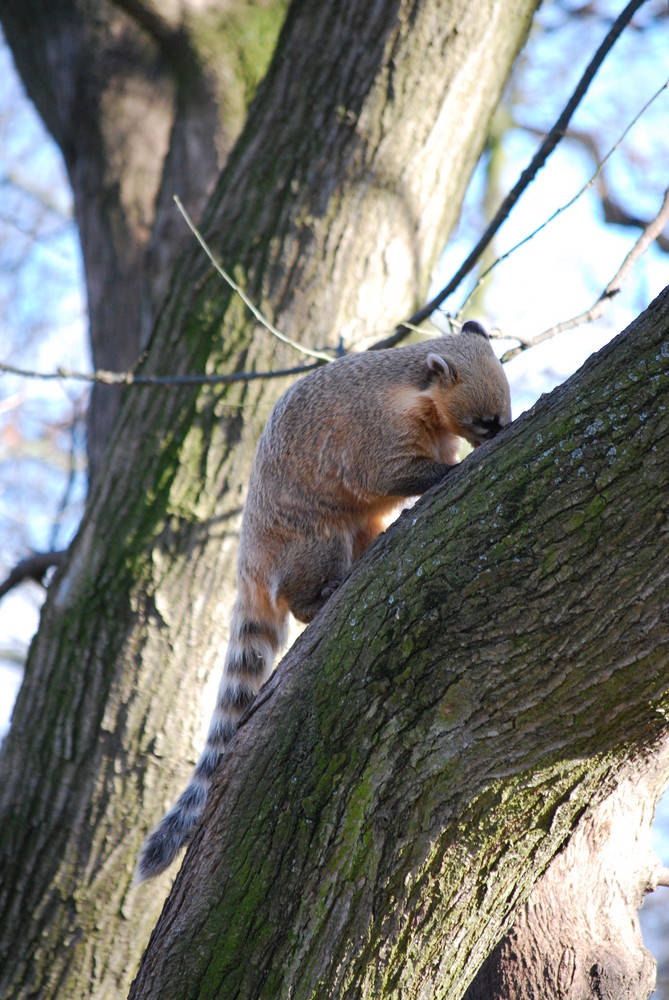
<box><xmin>372</xmin><ymin>0</ymin><xmax>651</xmax><ymax>352</ymax></box>
<box><xmin>501</xmin><ymin>186</ymin><xmax>669</xmax><ymax>360</ymax></box>
<box><xmin>457</xmin><ymin>79</ymin><xmax>668</xmax><ymax>316</ymax></box>
<box><xmin>522</xmin><ymin>121</ymin><xmax>669</xmax><ymax>252</ymax></box>
<box><xmin>0</xmin><ymin>359</ymin><xmax>320</xmax><ymax>388</ymax></box>
<box><xmin>0</xmin><ymin>551</ymin><xmax>66</xmax><ymax>600</ymax></box>
<box><xmin>173</xmin><ymin>196</ymin><xmax>335</xmax><ymax>363</ymax></box>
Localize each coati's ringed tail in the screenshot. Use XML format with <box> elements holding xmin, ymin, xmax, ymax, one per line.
<box><xmin>135</xmin><ymin>589</ymin><xmax>287</xmax><ymax>882</ymax></box>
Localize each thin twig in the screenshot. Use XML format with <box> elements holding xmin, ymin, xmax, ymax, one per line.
<box><xmin>374</xmin><ymin>0</ymin><xmax>650</xmax><ymax>352</ymax></box>
<box><xmin>459</xmin><ymin>79</ymin><xmax>668</xmax><ymax>315</ymax></box>
<box><xmin>501</xmin><ymin>186</ymin><xmax>669</xmax><ymax>362</ymax></box>
<box><xmin>0</xmin><ymin>360</ymin><xmax>320</xmax><ymax>387</ymax></box>
<box><xmin>173</xmin><ymin>196</ymin><xmax>333</xmax><ymax>364</ymax></box>
<box><xmin>521</xmin><ymin>122</ymin><xmax>669</xmax><ymax>252</ymax></box>
<box><xmin>0</xmin><ymin>195</ymin><xmax>337</xmax><ymax>387</ymax></box>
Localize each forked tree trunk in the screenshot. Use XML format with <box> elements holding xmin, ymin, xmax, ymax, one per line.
<box><xmin>0</xmin><ymin>0</ymin><xmax>287</xmax><ymax>479</ymax></box>
<box><xmin>128</xmin><ymin>288</ymin><xmax>669</xmax><ymax>999</ymax></box>
<box><xmin>0</xmin><ymin>0</ymin><xmax>540</xmax><ymax>996</ymax></box>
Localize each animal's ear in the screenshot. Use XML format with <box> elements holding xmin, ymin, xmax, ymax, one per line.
<box><xmin>461</xmin><ymin>319</ymin><xmax>489</xmax><ymax>339</ymax></box>
<box><xmin>426</xmin><ymin>352</ymin><xmax>458</xmax><ymax>383</ymax></box>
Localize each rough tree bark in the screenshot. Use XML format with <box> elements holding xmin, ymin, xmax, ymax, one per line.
<box><xmin>464</xmin><ymin>761</ymin><xmax>666</xmax><ymax>1000</ymax></box>
<box><xmin>0</xmin><ymin>0</ymin><xmax>287</xmax><ymax>480</ymax></box>
<box><xmin>129</xmin><ymin>287</ymin><xmax>669</xmax><ymax>999</ymax></box>
<box><xmin>0</xmin><ymin>0</ymin><xmax>540</xmax><ymax>996</ymax></box>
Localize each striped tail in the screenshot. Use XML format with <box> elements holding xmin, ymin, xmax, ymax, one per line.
<box><xmin>135</xmin><ymin>592</ymin><xmax>286</xmax><ymax>882</ymax></box>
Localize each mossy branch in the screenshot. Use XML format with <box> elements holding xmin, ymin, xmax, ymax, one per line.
<box><xmin>131</xmin><ymin>288</ymin><xmax>669</xmax><ymax>998</ymax></box>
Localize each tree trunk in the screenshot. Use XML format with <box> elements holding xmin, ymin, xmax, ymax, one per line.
<box><xmin>464</xmin><ymin>760</ymin><xmax>666</xmax><ymax>1000</ymax></box>
<box><xmin>0</xmin><ymin>0</ymin><xmax>287</xmax><ymax>480</ymax></box>
<box><xmin>0</xmin><ymin>0</ymin><xmax>539</xmax><ymax>996</ymax></box>
<box><xmin>129</xmin><ymin>287</ymin><xmax>669</xmax><ymax>999</ymax></box>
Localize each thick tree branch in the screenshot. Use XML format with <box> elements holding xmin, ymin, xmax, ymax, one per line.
<box><xmin>465</xmin><ymin>746</ymin><xmax>668</xmax><ymax>1000</ymax></box>
<box><xmin>131</xmin><ymin>287</ymin><xmax>669</xmax><ymax>999</ymax></box>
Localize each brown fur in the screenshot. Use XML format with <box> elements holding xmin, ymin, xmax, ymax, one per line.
<box><xmin>136</xmin><ymin>320</ymin><xmax>511</xmax><ymax>881</ymax></box>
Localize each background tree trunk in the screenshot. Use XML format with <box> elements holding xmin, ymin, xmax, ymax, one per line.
<box><xmin>129</xmin><ymin>287</ymin><xmax>669</xmax><ymax>999</ymax></box>
<box><xmin>0</xmin><ymin>0</ymin><xmax>540</xmax><ymax>996</ymax></box>
<box><xmin>0</xmin><ymin>0</ymin><xmax>288</xmax><ymax>480</ymax></box>
<box><xmin>464</xmin><ymin>759</ymin><xmax>666</xmax><ymax>1000</ymax></box>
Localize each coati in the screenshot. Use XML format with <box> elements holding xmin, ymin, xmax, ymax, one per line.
<box><xmin>136</xmin><ymin>320</ymin><xmax>511</xmax><ymax>881</ymax></box>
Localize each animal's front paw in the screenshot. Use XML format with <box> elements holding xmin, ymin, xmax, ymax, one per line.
<box><xmin>321</xmin><ymin>578</ymin><xmax>344</xmax><ymax>600</ymax></box>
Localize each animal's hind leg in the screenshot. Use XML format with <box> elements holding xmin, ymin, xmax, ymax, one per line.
<box><xmin>277</xmin><ymin>531</ymin><xmax>352</xmax><ymax>624</ymax></box>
